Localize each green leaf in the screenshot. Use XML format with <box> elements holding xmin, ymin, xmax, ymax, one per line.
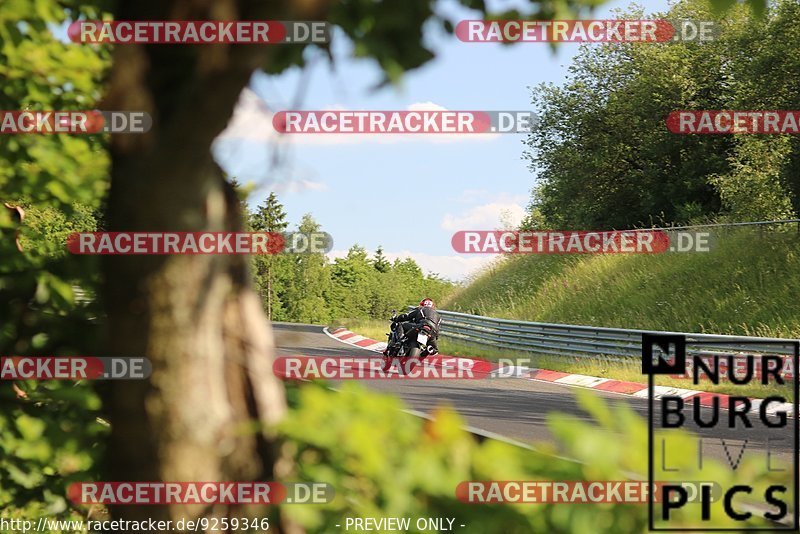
<box><xmin>15</xmin><ymin>414</ymin><xmax>46</xmax><ymax>440</ymax></box>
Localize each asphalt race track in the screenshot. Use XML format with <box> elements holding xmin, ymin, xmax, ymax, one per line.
<box><xmin>273</xmin><ymin>322</ymin><xmax>795</xmax><ymax>466</ymax></box>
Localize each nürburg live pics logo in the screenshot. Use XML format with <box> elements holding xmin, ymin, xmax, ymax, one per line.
<box><xmin>643</xmin><ymin>333</ymin><xmax>799</xmax><ymax>531</ymax></box>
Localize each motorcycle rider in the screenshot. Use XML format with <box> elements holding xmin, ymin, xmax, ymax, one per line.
<box><xmin>384</xmin><ymin>298</ymin><xmax>441</xmax><ymax>358</ymax></box>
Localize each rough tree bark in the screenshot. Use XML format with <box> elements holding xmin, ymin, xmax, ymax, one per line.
<box><xmin>101</xmin><ymin>0</ymin><xmax>324</xmax><ymax>530</ymax></box>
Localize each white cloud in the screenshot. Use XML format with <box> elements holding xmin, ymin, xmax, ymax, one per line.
<box><xmin>407</xmin><ymin>101</ymin><xmax>446</xmax><ymax>112</ymax></box>
<box><xmin>327</xmin><ymin>249</ymin><xmax>501</xmax><ymax>282</ymax></box>
<box><xmin>270</xmin><ymin>178</ymin><xmax>328</xmax><ymax>194</ymax></box>
<box><xmin>215</xmin><ymin>89</ymin><xmax>501</xmax><ymax>146</ymax></box>
<box><xmin>213</xmin><ymin>111</ymin><xmax>328</xmax><ymax>194</ymax></box>
<box><xmin>216</xmin><ymin>88</ymin><xmax>275</xmax><ymax>142</ymax></box>
<box><xmin>441</xmin><ymin>201</ymin><xmax>527</xmax><ymax>231</ymax></box>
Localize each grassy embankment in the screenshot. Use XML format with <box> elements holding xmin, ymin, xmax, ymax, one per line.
<box><xmin>341</xmin><ymin>228</ymin><xmax>800</xmax><ymax>399</ymax></box>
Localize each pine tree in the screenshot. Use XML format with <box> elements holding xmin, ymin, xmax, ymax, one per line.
<box><xmin>227</xmin><ymin>177</ymin><xmax>251</xmax><ymax>219</ymax></box>
<box><xmin>251</xmin><ymin>193</ymin><xmax>288</xmax><ymax>233</ymax></box>
<box><xmin>250</xmin><ymin>193</ymin><xmax>289</xmax><ymax>320</ymax></box>
<box><xmin>372</xmin><ymin>246</ymin><xmax>391</xmax><ymax>273</ymax></box>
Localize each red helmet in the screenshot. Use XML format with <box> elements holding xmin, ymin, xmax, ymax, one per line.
<box><xmin>420</xmin><ymin>298</ymin><xmax>434</xmax><ymax>308</ymax></box>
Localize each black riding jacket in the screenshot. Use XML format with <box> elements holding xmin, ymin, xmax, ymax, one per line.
<box><xmin>395</xmin><ymin>306</ymin><xmax>442</xmax><ymax>337</ymax></box>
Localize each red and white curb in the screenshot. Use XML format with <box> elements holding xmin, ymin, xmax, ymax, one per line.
<box><xmin>324</xmin><ymin>327</ymin><xmax>795</xmax><ymax>417</ymax></box>
<box><xmin>325</xmin><ymin>326</ymin><xmax>388</xmax><ymax>352</ymax></box>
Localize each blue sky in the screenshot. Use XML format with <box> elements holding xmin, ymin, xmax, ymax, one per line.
<box><xmin>212</xmin><ymin>0</ymin><xmax>673</xmax><ymax>281</ymax></box>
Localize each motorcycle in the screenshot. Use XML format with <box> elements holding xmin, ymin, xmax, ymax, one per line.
<box><xmin>383</xmin><ymin>310</ymin><xmax>434</xmax><ymax>374</ymax></box>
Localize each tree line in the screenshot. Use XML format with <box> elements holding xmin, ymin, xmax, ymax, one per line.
<box><xmin>524</xmin><ymin>0</ymin><xmax>800</xmax><ymax>230</ymax></box>
<box><xmin>242</xmin><ymin>188</ymin><xmax>454</xmax><ymax>324</ymax></box>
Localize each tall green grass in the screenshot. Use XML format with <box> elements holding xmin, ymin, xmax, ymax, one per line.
<box><xmin>444</xmin><ymin>228</ymin><xmax>800</xmax><ymax>338</ymax></box>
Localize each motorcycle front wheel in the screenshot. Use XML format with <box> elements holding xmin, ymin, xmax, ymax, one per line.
<box><xmin>401</xmin><ymin>347</ymin><xmax>422</xmax><ymax>374</ymax></box>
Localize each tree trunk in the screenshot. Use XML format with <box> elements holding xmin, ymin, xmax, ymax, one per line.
<box><xmin>101</xmin><ymin>0</ymin><xmax>305</xmax><ymax>528</ymax></box>
<box><xmin>267</xmin><ymin>265</ymin><xmax>273</xmax><ymax>321</ymax></box>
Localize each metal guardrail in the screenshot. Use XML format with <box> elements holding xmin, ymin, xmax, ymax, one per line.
<box><xmin>431</xmin><ymin>309</ymin><xmax>797</xmax><ymax>363</ymax></box>
<box><xmin>644</xmin><ymin>218</ymin><xmax>800</xmax><ymax>232</ymax></box>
